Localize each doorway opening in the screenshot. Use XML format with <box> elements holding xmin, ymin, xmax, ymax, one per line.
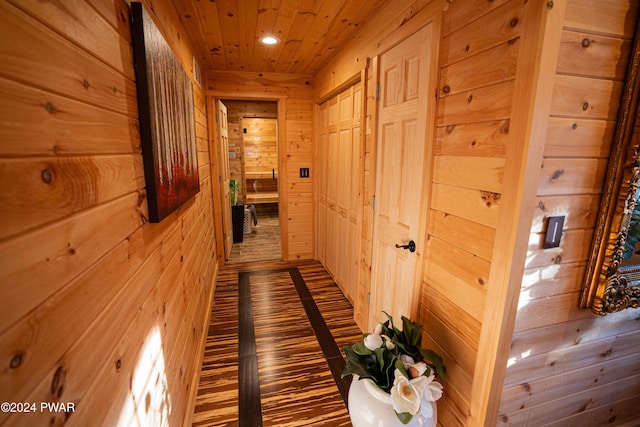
<box><xmin>221</xmin><ymin>99</ymin><xmax>281</xmax><ymax>264</ymax></box>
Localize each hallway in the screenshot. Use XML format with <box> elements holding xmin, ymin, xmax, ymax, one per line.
<box><xmin>192</xmin><ymin>260</ymin><xmax>362</xmax><ymax>426</ymax></box>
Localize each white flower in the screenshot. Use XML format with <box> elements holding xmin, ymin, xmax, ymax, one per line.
<box><xmin>420</xmin><ymin>398</ymin><xmax>434</xmax><ymax>419</ymax></box>
<box><xmin>383</xmin><ymin>335</ymin><xmax>395</xmax><ymax>350</ymax></box>
<box><xmin>399</xmin><ymin>354</ymin><xmax>415</xmax><ymax>369</ymax></box>
<box><xmin>390</xmin><ymin>369</ymin><xmax>428</xmax><ymax>416</ymax></box>
<box><xmin>408</xmin><ymin>361</ymin><xmax>428</xmax><ymax>378</ymax></box>
<box><xmin>421</xmin><ymin>374</ymin><xmax>443</xmax><ymax>402</ymax></box>
<box><xmin>373</xmin><ymin>323</ymin><xmax>383</xmax><ymax>335</ymax></box>
<box><xmin>363</xmin><ymin>333</ymin><xmax>383</xmax><ymax>350</ymax></box>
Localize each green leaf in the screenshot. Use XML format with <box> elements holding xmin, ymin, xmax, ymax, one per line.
<box><xmin>383</xmin><ymin>311</ymin><xmax>402</xmax><ymax>337</ymax></box>
<box><xmin>420</xmin><ymin>348</ymin><xmax>446</xmax><ymax>382</ymax></box>
<box><xmin>395</xmin><ymin>411</ymin><xmax>413</xmax><ymax>424</ymax></box>
<box><xmin>394</xmin><ymin>341</ymin><xmax>409</xmax><ymax>355</ymax></box>
<box><xmin>375</xmin><ymin>347</ymin><xmax>386</xmax><ymax>370</ymax></box>
<box><xmin>395</xmin><ymin>359</ymin><xmax>409</xmax><ymax>379</ymax></box>
<box><xmin>402</xmin><ymin>315</ymin><xmax>423</xmax><ymax>348</ymax></box>
<box><xmin>353</xmin><ymin>341</ymin><xmax>374</xmax><ymax>355</ymax></box>
<box><xmin>342</xmin><ymin>346</ymin><xmax>377</xmax><ymax>380</ymax></box>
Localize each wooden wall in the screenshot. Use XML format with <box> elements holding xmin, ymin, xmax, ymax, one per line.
<box><xmin>315</xmin><ymin>0</ymin><xmax>640</xmax><ymax>425</ymax></box>
<box><xmin>222</xmin><ymin>100</ymin><xmax>278</xmax><ymax>184</ymax></box>
<box><xmin>207</xmin><ymin>71</ymin><xmax>314</xmax><ymax>260</ymax></box>
<box><xmin>316</xmin><ymin>83</ymin><xmax>363</xmax><ymax>303</ymax></box>
<box><xmin>424</xmin><ymin>1</ymin><xmax>519</xmax><ymax>423</ymax></box>
<box><xmin>498</xmin><ymin>1</ymin><xmax>640</xmax><ymax>425</ymax></box>
<box><xmin>243</xmin><ymin>118</ymin><xmax>280</xmax><ymax>205</ymax></box>
<box><xmin>0</xmin><ymin>0</ymin><xmax>217</xmax><ymax>426</ymax></box>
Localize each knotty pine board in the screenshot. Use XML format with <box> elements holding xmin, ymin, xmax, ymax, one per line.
<box><xmin>0</xmin><ymin>155</ymin><xmax>145</xmax><ymax>241</ymax></box>
<box><xmin>558</xmin><ymin>30</ymin><xmax>632</xmax><ymax>79</ymax></box>
<box><xmin>433</xmin><ymin>155</ymin><xmax>505</xmax><ymax>194</ymax></box>
<box><xmin>0</xmin><ymin>192</ymin><xmax>146</xmax><ymax>333</ymax></box>
<box><xmin>550</xmin><ymin>75</ymin><xmax>624</xmax><ymax>120</ymax></box>
<box><xmin>439</xmin><ymin>37</ymin><xmax>519</xmax><ymax>98</ymax></box>
<box><xmin>435</xmin><ymin>119</ymin><xmax>510</xmax><ymax>158</ymax></box>
<box><xmin>564</xmin><ymin>0</ymin><xmax>639</xmax><ymax>38</ymax></box>
<box><xmin>501</xmin><ymin>351</ymin><xmax>640</xmax><ymax>414</ymax></box>
<box><xmin>537</xmin><ymin>158</ymin><xmax>608</xmax><ymax>196</ymax></box>
<box><xmin>430</xmin><ymin>183</ymin><xmax>500</xmax><ymax>229</ymax></box>
<box><xmin>428</xmin><ymin>209</ymin><xmax>496</xmax><ymax>262</ymax></box>
<box><xmin>544</xmin><ymin>118</ymin><xmax>615</xmax><ymax>158</ymax></box>
<box><xmin>6</xmin><ymin>0</ymin><xmax>135</xmax><ymax>79</ymax></box>
<box><xmin>519</xmin><ymin>261</ymin><xmax>587</xmax><ymax>300</ymax></box>
<box><xmin>439</xmin><ymin>0</ymin><xmax>524</xmax><ymax>67</ymax></box>
<box><xmin>0</xmin><ymin>2</ymin><xmax>138</xmax><ymax>119</ymax></box>
<box><xmin>0</xmin><ymin>77</ymin><xmax>139</xmax><ymax>156</ymax></box>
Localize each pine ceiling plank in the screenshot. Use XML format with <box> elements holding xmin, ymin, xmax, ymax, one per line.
<box><xmin>179</xmin><ymin>0</ymin><xmax>389</xmax><ymax>74</ymax></box>
<box><xmin>238</xmin><ymin>0</ymin><xmax>260</xmax><ymax>71</ymax></box>
<box><xmin>254</xmin><ymin>0</ymin><xmax>283</xmax><ymax>72</ymax></box>
<box><xmin>197</xmin><ymin>0</ymin><xmax>227</xmax><ymax>70</ymax></box>
<box><xmin>172</xmin><ymin>0</ymin><xmax>210</xmax><ymax>66</ymax></box>
<box><xmin>287</xmin><ymin>0</ymin><xmax>346</xmax><ymax>74</ymax></box>
<box><xmin>304</xmin><ymin>0</ymin><xmax>384</xmax><ymax>74</ymax></box>
<box><xmin>271</xmin><ymin>0</ymin><xmax>321</xmax><ymax>73</ymax></box>
<box><xmin>217</xmin><ymin>0</ymin><xmax>241</xmax><ymax>69</ymax></box>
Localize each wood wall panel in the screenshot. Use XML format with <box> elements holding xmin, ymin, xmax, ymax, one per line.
<box><xmin>439</xmin><ymin>0</ymin><xmax>524</xmax><ymax>67</ymax></box>
<box><xmin>0</xmin><ymin>2</ymin><xmax>218</xmax><ymax>427</ymax></box>
<box><xmin>557</xmin><ymin>30</ymin><xmax>632</xmax><ymax>79</ymax></box>
<box><xmin>0</xmin><ymin>155</ymin><xmax>145</xmax><ymax>240</ymax></box>
<box><xmin>564</xmin><ymin>0</ymin><xmax>638</xmax><ymax>38</ymax></box>
<box><xmin>435</xmin><ymin>119</ymin><xmax>510</xmax><ymax>157</ymax></box>
<box><xmin>550</xmin><ymin>75</ymin><xmax>624</xmax><ymax>120</ymax></box>
<box><xmin>544</xmin><ymin>117</ymin><xmax>615</xmax><ymax>158</ymax></box>
<box><xmin>0</xmin><ymin>77</ymin><xmax>140</xmax><ymax>156</ymax></box>
<box><xmin>498</xmin><ymin>1</ymin><xmax>640</xmax><ymax>425</ymax></box>
<box><xmin>0</xmin><ymin>2</ymin><xmax>137</xmax><ymax>118</ymax></box>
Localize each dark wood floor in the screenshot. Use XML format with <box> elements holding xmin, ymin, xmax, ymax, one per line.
<box><xmin>192</xmin><ymin>259</ymin><xmax>363</xmax><ymax>426</ymax></box>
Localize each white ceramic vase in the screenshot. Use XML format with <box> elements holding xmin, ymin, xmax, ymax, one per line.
<box><xmin>347</xmin><ymin>376</ymin><xmax>437</xmax><ymax>427</ymax></box>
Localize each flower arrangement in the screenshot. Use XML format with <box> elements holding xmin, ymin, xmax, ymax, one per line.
<box><xmin>342</xmin><ymin>312</ymin><xmax>445</xmax><ymax>425</ymax></box>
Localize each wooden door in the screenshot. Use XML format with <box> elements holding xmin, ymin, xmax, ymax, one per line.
<box><xmin>369</xmin><ymin>25</ymin><xmax>433</xmax><ymax>330</ymax></box>
<box><xmin>217</xmin><ymin>99</ymin><xmax>233</xmax><ymax>259</ymax></box>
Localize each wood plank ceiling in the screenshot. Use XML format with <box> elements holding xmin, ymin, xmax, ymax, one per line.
<box><xmin>172</xmin><ymin>0</ymin><xmax>388</xmax><ymax>75</ymax></box>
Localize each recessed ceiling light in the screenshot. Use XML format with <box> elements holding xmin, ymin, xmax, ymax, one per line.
<box><xmin>260</xmin><ymin>35</ymin><xmax>280</xmax><ymax>45</ymax></box>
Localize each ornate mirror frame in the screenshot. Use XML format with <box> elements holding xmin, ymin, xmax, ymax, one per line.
<box><xmin>581</xmin><ymin>25</ymin><xmax>640</xmax><ymax>315</ymax></box>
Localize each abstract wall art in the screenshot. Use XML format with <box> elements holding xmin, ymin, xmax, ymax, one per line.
<box><xmin>131</xmin><ymin>2</ymin><xmax>200</xmax><ymax>223</ymax></box>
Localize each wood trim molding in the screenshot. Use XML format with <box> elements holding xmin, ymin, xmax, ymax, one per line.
<box><xmin>204</xmin><ymin>92</ymin><xmax>288</xmax><ymax>260</ymax></box>
<box><xmin>469</xmin><ymin>1</ymin><xmax>568</xmax><ymax>425</ymax></box>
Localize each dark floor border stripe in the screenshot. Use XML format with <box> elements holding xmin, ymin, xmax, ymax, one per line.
<box><xmin>238</xmin><ymin>272</ymin><xmax>263</xmax><ymax>427</ymax></box>
<box><xmin>237</xmin><ymin>266</ymin><xmax>351</xmax><ymax>427</ymax></box>
<box><xmin>288</xmin><ymin>267</ymin><xmax>352</xmax><ymax>405</ymax></box>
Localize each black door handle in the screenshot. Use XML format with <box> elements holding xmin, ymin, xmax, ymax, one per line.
<box><xmin>395</xmin><ymin>240</ymin><xmax>416</xmax><ymax>253</ymax></box>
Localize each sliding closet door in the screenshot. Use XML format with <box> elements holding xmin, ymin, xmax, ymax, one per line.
<box><xmin>316</xmin><ymin>83</ymin><xmax>363</xmax><ymax>302</ymax></box>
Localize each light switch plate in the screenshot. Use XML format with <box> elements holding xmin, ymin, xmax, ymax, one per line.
<box><xmin>543</xmin><ymin>216</ymin><xmax>565</xmax><ymax>249</ymax></box>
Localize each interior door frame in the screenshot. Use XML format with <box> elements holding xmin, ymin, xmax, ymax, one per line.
<box><xmin>206</xmin><ymin>92</ymin><xmax>287</xmax><ymax>264</ymax></box>
<box><xmin>367</xmin><ymin>23</ymin><xmax>440</xmax><ymax>330</ymax></box>
<box><xmin>216</xmin><ymin>99</ymin><xmax>233</xmax><ymax>260</ymax></box>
